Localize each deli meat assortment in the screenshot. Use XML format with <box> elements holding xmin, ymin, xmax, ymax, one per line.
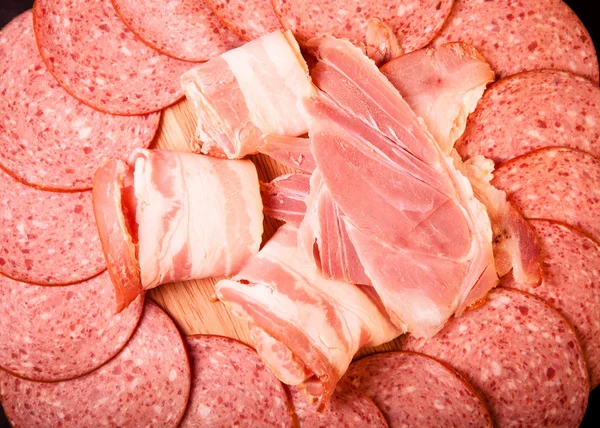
<box><xmin>0</xmin><ymin>1</ymin><xmax>599</xmax><ymax>427</ymax></box>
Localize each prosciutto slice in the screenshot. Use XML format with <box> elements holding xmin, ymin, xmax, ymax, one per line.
<box><xmin>180</xmin><ymin>30</ymin><xmax>316</xmax><ymax>159</ymax></box>
<box><xmin>94</xmin><ymin>149</ymin><xmax>263</xmax><ymax>311</ymax></box>
<box><xmin>299</xmin><ymin>36</ymin><xmax>498</xmax><ymax>338</ymax></box>
<box><xmin>216</xmin><ymin>225</ymin><xmax>401</xmax><ymax>409</ymax></box>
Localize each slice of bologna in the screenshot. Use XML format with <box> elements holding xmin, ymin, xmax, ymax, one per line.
<box><xmin>271</xmin><ymin>0</ymin><xmax>453</xmax><ymax>52</ymax></box>
<box><xmin>457</xmin><ymin>70</ymin><xmax>600</xmax><ymax>164</ymax></box>
<box><xmin>431</xmin><ymin>0</ymin><xmax>599</xmax><ymax>83</ymax></box>
<box><xmin>179</xmin><ymin>335</ymin><xmax>294</xmax><ymax>427</ymax></box>
<box><xmin>33</xmin><ymin>0</ymin><xmax>195</xmax><ymax>115</ymax></box>
<box><xmin>0</xmin><ymin>302</ymin><xmax>190</xmax><ymax>427</ymax></box>
<box><xmin>111</xmin><ymin>0</ymin><xmax>242</xmax><ymax>61</ymax></box>
<box><xmin>288</xmin><ymin>380</ymin><xmax>387</xmax><ymax>427</ymax></box>
<box><xmin>0</xmin><ymin>11</ymin><xmax>160</xmax><ymax>191</ymax></box>
<box><xmin>0</xmin><ymin>168</ymin><xmax>105</xmax><ymax>285</ymax></box>
<box><xmin>206</xmin><ymin>0</ymin><xmax>282</xmax><ymax>41</ymax></box>
<box><xmin>492</xmin><ymin>147</ymin><xmax>600</xmax><ymax>243</ymax></box>
<box><xmin>344</xmin><ymin>352</ymin><xmax>492</xmax><ymax>427</ymax></box>
<box><xmin>404</xmin><ymin>288</ymin><xmax>589</xmax><ymax>427</ymax></box>
<box><xmin>0</xmin><ymin>272</ymin><xmax>144</xmax><ymax>381</ymax></box>
<box><xmin>502</xmin><ymin>219</ymin><xmax>600</xmax><ymax>389</ymax></box>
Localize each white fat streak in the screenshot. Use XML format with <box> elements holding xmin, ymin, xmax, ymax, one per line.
<box><xmin>221</xmin><ymin>30</ymin><xmax>315</xmax><ymax>137</ymax></box>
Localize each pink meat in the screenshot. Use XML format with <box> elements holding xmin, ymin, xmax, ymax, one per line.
<box><xmin>300</xmin><ymin>36</ymin><xmax>497</xmax><ymax>338</ymax></box>
<box><xmin>288</xmin><ymin>380</ymin><xmax>387</xmax><ymax>427</ymax></box>
<box><xmin>492</xmin><ymin>147</ymin><xmax>600</xmax><ymax>243</ymax></box>
<box><xmin>404</xmin><ymin>288</ymin><xmax>589</xmax><ymax>428</ymax></box>
<box><xmin>261</xmin><ymin>135</ymin><xmax>315</xmax><ymax>174</ymax></box>
<box><xmin>502</xmin><ymin>219</ymin><xmax>600</xmax><ymax>389</ymax></box>
<box><xmin>260</xmin><ymin>173</ymin><xmax>310</xmax><ymax>227</ymax></box>
<box><xmin>216</xmin><ymin>225</ymin><xmax>401</xmax><ymax>409</ymax></box>
<box><xmin>457</xmin><ymin>69</ymin><xmax>600</xmax><ymax>164</ymax></box>
<box><xmin>432</xmin><ymin>0</ymin><xmax>599</xmax><ymax>83</ymax></box>
<box><xmin>345</xmin><ymin>352</ymin><xmax>492</xmax><ymax>427</ymax></box>
<box><xmin>179</xmin><ymin>335</ymin><xmax>293</xmax><ymax>427</ymax></box>
<box><xmin>33</xmin><ymin>0</ymin><xmax>194</xmax><ymax>115</ymax></box>
<box><xmin>111</xmin><ymin>0</ymin><xmax>242</xmax><ymax>61</ymax></box>
<box><xmin>0</xmin><ymin>169</ymin><xmax>105</xmax><ymax>285</ymax></box>
<box><xmin>180</xmin><ymin>30</ymin><xmax>316</xmax><ymax>159</ymax></box>
<box><xmin>381</xmin><ymin>42</ymin><xmax>495</xmax><ymax>154</ymax></box>
<box><xmin>365</xmin><ymin>17</ymin><xmax>403</xmax><ymax>66</ymax></box>
<box><xmin>0</xmin><ymin>11</ymin><xmax>160</xmax><ymax>191</ymax></box>
<box><xmin>0</xmin><ymin>272</ymin><xmax>144</xmax><ymax>381</ymax></box>
<box><xmin>94</xmin><ymin>149</ymin><xmax>263</xmax><ymax>310</ymax></box>
<box><xmin>206</xmin><ymin>0</ymin><xmax>282</xmax><ymax>40</ymax></box>
<box><xmin>0</xmin><ymin>302</ymin><xmax>191</xmax><ymax>427</ymax></box>
<box><xmin>272</xmin><ymin>0</ymin><xmax>453</xmax><ymax>53</ymax></box>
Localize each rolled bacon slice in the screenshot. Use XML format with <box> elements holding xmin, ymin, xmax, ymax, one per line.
<box><xmin>94</xmin><ymin>149</ymin><xmax>263</xmax><ymax>311</ymax></box>
<box><xmin>180</xmin><ymin>30</ymin><xmax>316</xmax><ymax>159</ymax></box>
<box><xmin>216</xmin><ymin>225</ymin><xmax>401</xmax><ymax>409</ymax></box>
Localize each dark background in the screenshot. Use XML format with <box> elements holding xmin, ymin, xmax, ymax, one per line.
<box><xmin>0</xmin><ymin>0</ymin><xmax>598</xmax><ymax>426</ymax></box>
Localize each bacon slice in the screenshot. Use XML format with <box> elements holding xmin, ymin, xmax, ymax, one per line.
<box><xmin>216</xmin><ymin>225</ymin><xmax>401</xmax><ymax>409</ymax></box>
<box><xmin>300</xmin><ymin>36</ymin><xmax>497</xmax><ymax>338</ymax></box>
<box><xmin>180</xmin><ymin>30</ymin><xmax>316</xmax><ymax>159</ymax></box>
<box><xmin>381</xmin><ymin>42</ymin><xmax>495</xmax><ymax>154</ymax></box>
<box><xmin>94</xmin><ymin>149</ymin><xmax>263</xmax><ymax>310</ymax></box>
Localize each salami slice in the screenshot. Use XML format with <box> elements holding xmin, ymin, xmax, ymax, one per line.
<box><xmin>271</xmin><ymin>0</ymin><xmax>453</xmax><ymax>52</ymax></box>
<box><xmin>457</xmin><ymin>70</ymin><xmax>600</xmax><ymax>164</ymax></box>
<box><xmin>404</xmin><ymin>288</ymin><xmax>589</xmax><ymax>427</ymax></box>
<box><xmin>0</xmin><ymin>169</ymin><xmax>105</xmax><ymax>285</ymax></box>
<box><xmin>492</xmin><ymin>147</ymin><xmax>600</xmax><ymax>243</ymax></box>
<box><xmin>432</xmin><ymin>0</ymin><xmax>599</xmax><ymax>83</ymax></box>
<box><xmin>33</xmin><ymin>0</ymin><xmax>195</xmax><ymax>115</ymax></box>
<box><xmin>502</xmin><ymin>219</ymin><xmax>600</xmax><ymax>389</ymax></box>
<box><xmin>206</xmin><ymin>0</ymin><xmax>282</xmax><ymax>41</ymax></box>
<box><xmin>111</xmin><ymin>0</ymin><xmax>242</xmax><ymax>61</ymax></box>
<box><xmin>0</xmin><ymin>11</ymin><xmax>160</xmax><ymax>191</ymax></box>
<box><xmin>0</xmin><ymin>302</ymin><xmax>190</xmax><ymax>427</ymax></box>
<box><xmin>0</xmin><ymin>272</ymin><xmax>144</xmax><ymax>381</ymax></box>
<box><xmin>345</xmin><ymin>352</ymin><xmax>492</xmax><ymax>427</ymax></box>
<box><xmin>288</xmin><ymin>380</ymin><xmax>387</xmax><ymax>427</ymax></box>
<box><xmin>179</xmin><ymin>335</ymin><xmax>293</xmax><ymax>427</ymax></box>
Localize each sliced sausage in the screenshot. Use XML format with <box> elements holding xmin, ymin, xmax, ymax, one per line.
<box><xmin>206</xmin><ymin>0</ymin><xmax>282</xmax><ymax>41</ymax></box>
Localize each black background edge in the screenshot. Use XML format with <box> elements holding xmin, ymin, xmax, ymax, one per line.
<box><xmin>0</xmin><ymin>0</ymin><xmax>598</xmax><ymax>426</ymax></box>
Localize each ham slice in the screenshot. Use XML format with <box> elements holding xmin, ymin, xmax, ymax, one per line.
<box><xmin>299</xmin><ymin>36</ymin><xmax>498</xmax><ymax>338</ymax></box>
<box><xmin>216</xmin><ymin>225</ymin><xmax>401</xmax><ymax>409</ymax></box>
<box><xmin>260</xmin><ymin>173</ymin><xmax>310</xmax><ymax>228</ymax></box>
<box><xmin>180</xmin><ymin>30</ymin><xmax>316</xmax><ymax>159</ymax></box>
<box><xmin>381</xmin><ymin>42</ymin><xmax>495</xmax><ymax>154</ymax></box>
<box><xmin>94</xmin><ymin>149</ymin><xmax>263</xmax><ymax>310</ymax></box>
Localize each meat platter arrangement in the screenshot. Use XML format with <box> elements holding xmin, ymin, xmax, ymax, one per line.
<box><xmin>1</xmin><ymin>0</ymin><xmax>599</xmax><ymax>426</ymax></box>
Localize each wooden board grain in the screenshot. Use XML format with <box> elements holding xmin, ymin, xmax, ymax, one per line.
<box><xmin>148</xmin><ymin>98</ymin><xmax>403</xmax><ymax>357</ymax></box>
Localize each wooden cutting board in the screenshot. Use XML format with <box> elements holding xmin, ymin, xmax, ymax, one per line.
<box><xmin>147</xmin><ymin>98</ymin><xmax>403</xmax><ymax>357</ymax></box>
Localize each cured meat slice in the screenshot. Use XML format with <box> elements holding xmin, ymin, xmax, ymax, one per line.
<box><xmin>431</xmin><ymin>0</ymin><xmax>599</xmax><ymax>83</ymax></box>
<box><xmin>0</xmin><ymin>11</ymin><xmax>159</xmax><ymax>191</ymax></box>
<box><xmin>111</xmin><ymin>0</ymin><xmax>242</xmax><ymax>61</ymax></box>
<box><xmin>272</xmin><ymin>0</ymin><xmax>453</xmax><ymax>53</ymax></box>
<box><xmin>179</xmin><ymin>335</ymin><xmax>293</xmax><ymax>427</ymax></box>
<box><xmin>206</xmin><ymin>0</ymin><xmax>282</xmax><ymax>40</ymax></box>
<box><xmin>261</xmin><ymin>173</ymin><xmax>310</xmax><ymax>227</ymax></box>
<box><xmin>261</xmin><ymin>135</ymin><xmax>315</xmax><ymax>174</ymax></box>
<box><xmin>502</xmin><ymin>219</ymin><xmax>600</xmax><ymax>389</ymax></box>
<box><xmin>0</xmin><ymin>272</ymin><xmax>144</xmax><ymax>381</ymax></box>
<box><xmin>365</xmin><ymin>17</ymin><xmax>403</xmax><ymax>66</ymax></box>
<box><xmin>0</xmin><ymin>302</ymin><xmax>191</xmax><ymax>427</ymax></box>
<box><xmin>0</xmin><ymin>169</ymin><xmax>105</xmax><ymax>285</ymax></box>
<box><xmin>94</xmin><ymin>149</ymin><xmax>263</xmax><ymax>311</ymax></box>
<box><xmin>216</xmin><ymin>225</ymin><xmax>401</xmax><ymax>409</ymax></box>
<box><xmin>404</xmin><ymin>288</ymin><xmax>589</xmax><ymax>427</ymax></box>
<box><xmin>288</xmin><ymin>380</ymin><xmax>387</xmax><ymax>427</ymax></box>
<box><xmin>381</xmin><ymin>42</ymin><xmax>495</xmax><ymax>154</ymax></box>
<box><xmin>492</xmin><ymin>147</ymin><xmax>600</xmax><ymax>242</ymax></box>
<box><xmin>301</xmin><ymin>36</ymin><xmax>497</xmax><ymax>338</ymax></box>
<box><xmin>345</xmin><ymin>352</ymin><xmax>492</xmax><ymax>427</ymax></box>
<box><xmin>457</xmin><ymin>70</ymin><xmax>600</xmax><ymax>164</ymax></box>
<box><xmin>33</xmin><ymin>0</ymin><xmax>194</xmax><ymax>115</ymax></box>
<box><xmin>181</xmin><ymin>30</ymin><xmax>316</xmax><ymax>159</ymax></box>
